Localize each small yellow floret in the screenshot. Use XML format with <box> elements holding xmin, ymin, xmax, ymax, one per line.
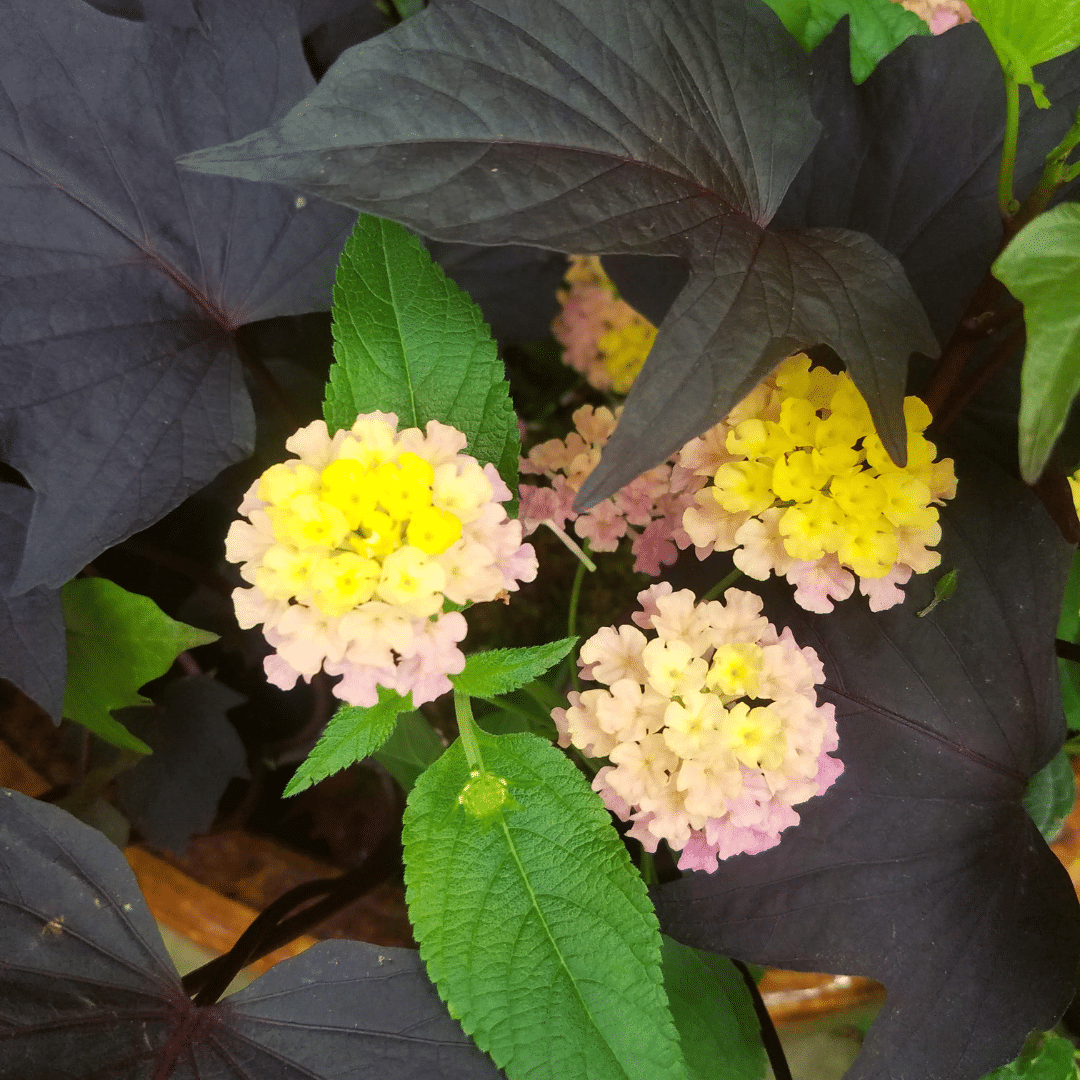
<box><xmin>432</xmin><ymin>461</ymin><xmax>494</xmax><ymax>521</ymax></box>
<box><xmin>837</xmin><ymin>516</ymin><xmax>899</xmax><ymax>578</ymax></box>
<box><xmin>407</xmin><ymin>505</ymin><xmax>463</xmax><ymax>555</ymax></box>
<box><xmin>772</xmin><ymin>451</ymin><xmax>828</xmax><ymax>504</ymax></box>
<box><xmin>258</xmin><ymin>462</ymin><xmax>319</xmax><ymax>506</ymax></box>
<box><xmin>375</xmin><ymin>453</ymin><xmax>435</xmax><ymax>520</ymax></box>
<box><xmin>376</xmin><ymin>546</ymin><xmax>447</xmax><ymax>606</ymax></box>
<box><xmin>778</xmin><ymin>495</ymin><xmax>844</xmax><ymax>561</ymax></box>
<box><xmin>830</xmin><ymin>469</ymin><xmax>887</xmax><ymax>520</ymax></box>
<box><xmin>320</xmin><ymin>459</ymin><xmax>378</xmax><ymax>530</ymax></box>
<box><xmin>713</xmin><ymin>460</ymin><xmax>775</xmax><ymax>514</ymax></box>
<box><xmin>254</xmin><ymin>545</ymin><xmax>325</xmax><ymax>601</ymax></box>
<box><xmin>269</xmin><ymin>494</ymin><xmax>351</xmax><ymax>550</ymax></box>
<box><xmin>308</xmin><ymin>552</ymin><xmax>381</xmax><ymax>617</ymax></box>
<box><xmin>778</xmin><ymin>397</ymin><xmax>817</xmax><ymax>445</ymax></box>
<box><xmin>599</xmin><ymin>319</ymin><xmax>655</xmax><ymax>394</ymax></box>
<box><xmin>706</xmin><ymin>643</ymin><xmax>764</xmax><ymax>698</ymax></box>
<box><xmin>879</xmin><ymin>472</ymin><xmax>937</xmax><ymax>529</ymax></box>
<box><xmin>723</xmin><ymin>702</ymin><xmax>786</xmax><ymax>770</ymax></box>
<box><xmin>352</xmin><ymin>509</ymin><xmax>401</xmax><ymax>559</ymax></box>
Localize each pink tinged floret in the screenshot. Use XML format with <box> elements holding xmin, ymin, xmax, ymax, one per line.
<box><xmin>323</xmin><ymin>657</ymin><xmax>398</xmax><ymax>708</ymax></box>
<box><xmin>625</xmin><ymin>811</ymin><xmax>661</xmax><ymax>853</ymax></box>
<box><xmin>264</xmin><ymin>651</ymin><xmax>304</xmax><ymax>692</ymax></box>
<box><xmin>859</xmin><ymin>562</ymin><xmax>914</xmax><ymax>611</ymax></box>
<box><xmin>785</xmin><ymin>555</ymin><xmax>855</xmax><ymax>614</ymax></box>
<box><xmin>707</xmin><ymin>588</ymin><xmax>771</xmax><ymax>646</ymax></box>
<box><xmin>732</xmin><ymin>509</ymin><xmax>797</xmax><ymax>579</ymax></box>
<box><xmin>574</xmin><ymin>498</ymin><xmax>628</xmax><ymax>551</ymax></box>
<box><xmin>579</xmin><ymin>623</ymin><xmax>649</xmax><ymax>684</ymax></box>
<box><xmin>632</xmin><ymin>581</ymin><xmax>674</xmax><ymax>629</ymax></box>
<box><xmin>630</xmin><ymin>518</ymin><xmax>679</xmax><ymax>576</ymax></box>
<box><xmin>591</xmin><ymin>766</ymin><xmax>634</xmax><ymax>820</ymax></box>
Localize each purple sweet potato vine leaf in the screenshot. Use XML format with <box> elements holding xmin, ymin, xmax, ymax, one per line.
<box><xmin>0</xmin><ymin>788</ymin><xmax>504</xmax><ymax>1080</ymax></box>
<box><xmin>177</xmin><ymin>0</ymin><xmax>939</xmax><ymax>502</ymax></box>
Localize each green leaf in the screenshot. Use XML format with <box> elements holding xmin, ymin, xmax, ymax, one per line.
<box><xmin>993</xmin><ymin>203</ymin><xmax>1080</xmax><ymax>481</ymax></box>
<box><xmin>979</xmin><ymin>1032</ymin><xmax>1078</xmax><ymax>1079</ymax></box>
<box><xmin>60</xmin><ymin>578</ymin><xmax>217</xmax><ymax>754</ymax></box>
<box><xmin>450</xmin><ymin>639</ymin><xmax>577</xmax><ymax>699</ymax></box>
<box><xmin>283</xmin><ymin>688</ymin><xmax>413</xmax><ymax>796</ymax></box>
<box><xmin>1022</xmin><ymin>748</ymin><xmax>1076</xmax><ymax>842</ymax></box>
<box><xmin>372</xmin><ymin>709</ymin><xmax>446</xmax><ymax>794</ymax></box>
<box><xmin>325</xmin><ymin>214</ymin><xmax>520</xmax><ymax>492</ymax></box>
<box><xmin>1057</xmin><ymin>547</ymin><xmax>1080</xmax><ymax>642</ymax></box>
<box><xmin>760</xmin><ymin>0</ymin><xmax>930</xmax><ymax>84</ymax></box>
<box><xmin>965</xmin><ymin>0</ymin><xmax>1080</xmax><ymax>107</ymax></box>
<box><xmin>660</xmin><ymin>936</ymin><xmax>766</xmax><ymax>1080</ymax></box>
<box><xmin>403</xmin><ymin>730</ymin><xmax>686</xmax><ymax>1080</ymax></box>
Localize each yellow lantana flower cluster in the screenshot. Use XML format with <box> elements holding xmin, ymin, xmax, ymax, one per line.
<box><xmin>552</xmin><ymin>255</ymin><xmax>657</xmax><ymax>394</ymax></box>
<box><xmin>226</xmin><ymin>413</ymin><xmax>537</xmax><ymax>707</ymax></box>
<box><xmin>678</xmin><ymin>355</ymin><xmax>956</xmax><ymax>613</ymax></box>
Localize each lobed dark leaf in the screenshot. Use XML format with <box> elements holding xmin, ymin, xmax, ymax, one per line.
<box><xmin>179</xmin><ymin>0</ymin><xmax>934</xmax><ymax>499</ymax></box>
<box><xmin>113</xmin><ymin>675</ymin><xmax>249</xmax><ymax>855</ymax></box>
<box><xmin>655</xmin><ymin>441</ymin><xmax>1080</xmax><ymax>1080</ymax></box>
<box><xmin>0</xmin><ymin>788</ymin><xmax>505</xmax><ymax>1079</ymax></box>
<box><xmin>0</xmin><ymin>0</ymin><xmax>357</xmax><ymax>594</ymax></box>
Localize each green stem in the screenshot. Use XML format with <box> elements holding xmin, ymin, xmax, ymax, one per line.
<box><xmin>638</xmin><ymin>850</ymin><xmax>658</xmax><ymax>886</ymax></box>
<box><xmin>568</xmin><ymin>556</ymin><xmax>588</xmax><ymax>693</ymax></box>
<box><xmin>701</xmin><ymin>567</ymin><xmax>744</xmax><ymax>602</ymax></box>
<box><xmin>999</xmin><ymin>71</ymin><xmax>1021</xmax><ymax>219</ymax></box>
<box><xmin>1018</xmin><ymin>106</ymin><xmax>1080</xmax><ymax>229</ymax></box>
<box><xmin>454</xmin><ymin>689</ymin><xmax>485</xmax><ymax>773</ymax></box>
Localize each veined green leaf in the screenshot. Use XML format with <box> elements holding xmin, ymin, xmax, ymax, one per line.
<box><xmin>372</xmin><ymin>709</ymin><xmax>446</xmax><ymax>794</ymax></box>
<box><xmin>965</xmin><ymin>0</ymin><xmax>1080</xmax><ymax>107</ymax></box>
<box><xmin>60</xmin><ymin>578</ymin><xmax>217</xmax><ymax>754</ymax></box>
<box><xmin>993</xmin><ymin>203</ymin><xmax>1080</xmax><ymax>481</ymax></box>
<box><xmin>451</xmin><ymin>639</ymin><xmax>577</xmax><ymax>699</ymax></box>
<box><xmin>1022</xmin><ymin>748</ymin><xmax>1076</xmax><ymax>842</ymax></box>
<box><xmin>661</xmin><ymin>936</ymin><xmax>766</xmax><ymax>1080</ymax></box>
<box><xmin>403</xmin><ymin>730</ymin><xmax>686</xmax><ymax>1080</ymax></box>
<box><xmin>325</xmin><ymin>214</ymin><xmax>520</xmax><ymax>492</ymax></box>
<box><xmin>979</xmin><ymin>1031</ymin><xmax>1078</xmax><ymax>1078</ymax></box>
<box><xmin>761</xmin><ymin>0</ymin><xmax>930</xmax><ymax>84</ymax></box>
<box><xmin>284</xmin><ymin>687</ymin><xmax>413</xmax><ymax>796</ymax></box>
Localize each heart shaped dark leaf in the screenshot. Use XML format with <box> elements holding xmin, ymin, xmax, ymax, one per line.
<box><xmin>772</xmin><ymin>23</ymin><xmax>1080</xmax><ymax>343</ymax></box>
<box><xmin>178</xmin><ymin>0</ymin><xmax>935</xmax><ymax>500</ymax></box>
<box><xmin>0</xmin><ymin>788</ymin><xmax>504</xmax><ymax>1079</ymax></box>
<box><xmin>0</xmin><ymin>486</ymin><xmax>63</xmax><ymax>720</ymax></box>
<box><xmin>0</xmin><ymin>0</ymin><xmax>358</xmax><ymax>594</ymax></box>
<box><xmin>655</xmin><ymin>443</ymin><xmax>1080</xmax><ymax>1080</ymax></box>
<box><xmin>112</xmin><ymin>675</ymin><xmax>249</xmax><ymax>855</ymax></box>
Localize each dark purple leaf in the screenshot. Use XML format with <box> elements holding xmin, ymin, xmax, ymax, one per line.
<box><xmin>654</xmin><ymin>442</ymin><xmax>1080</xmax><ymax>1080</ymax></box>
<box><xmin>0</xmin><ymin>0</ymin><xmax>357</xmax><ymax>594</ymax></box>
<box><xmin>0</xmin><ymin>788</ymin><xmax>504</xmax><ymax>1079</ymax></box>
<box><xmin>177</xmin><ymin>0</ymin><xmax>935</xmax><ymax>500</ymax></box>
<box><xmin>772</xmin><ymin>23</ymin><xmax>1080</xmax><ymax>343</ymax></box>
<box><xmin>0</xmin><ymin>485</ymin><xmax>63</xmax><ymax>721</ymax></box>
<box><xmin>113</xmin><ymin>675</ymin><xmax>249</xmax><ymax>855</ymax></box>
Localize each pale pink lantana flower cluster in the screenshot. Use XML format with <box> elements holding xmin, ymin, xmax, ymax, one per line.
<box><xmin>226</xmin><ymin>414</ymin><xmax>537</xmax><ymax>708</ymax></box>
<box><xmin>553</xmin><ymin>583</ymin><xmax>842</xmax><ymax>873</ymax></box>
<box><xmin>552</xmin><ymin>256</ymin><xmax>657</xmax><ymax>394</ymax></box>
<box><xmin>518</xmin><ymin>404</ymin><xmax>703</xmax><ymax>575</ymax></box>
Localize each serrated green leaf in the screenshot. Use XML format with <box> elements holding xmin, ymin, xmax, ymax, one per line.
<box><xmin>284</xmin><ymin>687</ymin><xmax>413</xmax><ymax>796</ymax></box>
<box><xmin>451</xmin><ymin>639</ymin><xmax>577</xmax><ymax>700</ymax></box>
<box><xmin>980</xmin><ymin>1032</ymin><xmax>1078</xmax><ymax>1079</ymax></box>
<box><xmin>372</xmin><ymin>709</ymin><xmax>446</xmax><ymax>794</ymax></box>
<box><xmin>965</xmin><ymin>0</ymin><xmax>1080</xmax><ymax>107</ymax></box>
<box><xmin>402</xmin><ymin>730</ymin><xmax>686</xmax><ymax>1080</ymax></box>
<box><xmin>325</xmin><ymin>214</ymin><xmax>520</xmax><ymax>491</ymax></box>
<box><xmin>993</xmin><ymin>204</ymin><xmax>1080</xmax><ymax>481</ymax></box>
<box><xmin>761</xmin><ymin>0</ymin><xmax>930</xmax><ymax>83</ymax></box>
<box><xmin>60</xmin><ymin>579</ymin><xmax>217</xmax><ymax>754</ymax></box>
<box><xmin>660</xmin><ymin>936</ymin><xmax>766</xmax><ymax>1080</ymax></box>
<box><xmin>1022</xmin><ymin>748</ymin><xmax>1076</xmax><ymax>842</ymax></box>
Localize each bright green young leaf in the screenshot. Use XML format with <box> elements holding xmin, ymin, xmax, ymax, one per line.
<box><xmin>1022</xmin><ymin>748</ymin><xmax>1076</xmax><ymax>842</ymax></box>
<box><xmin>325</xmin><ymin>214</ymin><xmax>520</xmax><ymax>491</ymax></box>
<box><xmin>761</xmin><ymin>0</ymin><xmax>930</xmax><ymax>83</ymax></box>
<box><xmin>60</xmin><ymin>578</ymin><xmax>217</xmax><ymax>754</ymax></box>
<box><xmin>284</xmin><ymin>688</ymin><xmax>413</xmax><ymax>796</ymax></box>
<box><xmin>403</xmin><ymin>730</ymin><xmax>686</xmax><ymax>1080</ymax></box>
<box><xmin>372</xmin><ymin>709</ymin><xmax>446</xmax><ymax>794</ymax></box>
<box><xmin>450</xmin><ymin>638</ymin><xmax>577</xmax><ymax>700</ymax></box>
<box><xmin>993</xmin><ymin>203</ymin><xmax>1080</xmax><ymax>481</ymax></box>
<box><xmin>965</xmin><ymin>0</ymin><xmax>1080</xmax><ymax>107</ymax></box>
<box><xmin>660</xmin><ymin>936</ymin><xmax>766</xmax><ymax>1080</ymax></box>
<box><xmin>979</xmin><ymin>1031</ymin><xmax>1078</xmax><ymax>1079</ymax></box>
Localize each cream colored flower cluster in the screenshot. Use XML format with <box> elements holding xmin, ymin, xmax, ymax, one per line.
<box><xmin>553</xmin><ymin>583</ymin><xmax>842</xmax><ymax>872</ymax></box>
<box><xmin>552</xmin><ymin>256</ymin><xmax>657</xmax><ymax>394</ymax></box>
<box><xmin>677</xmin><ymin>355</ymin><xmax>957</xmax><ymax>613</ymax></box>
<box><xmin>226</xmin><ymin>414</ymin><xmax>537</xmax><ymax>707</ymax></box>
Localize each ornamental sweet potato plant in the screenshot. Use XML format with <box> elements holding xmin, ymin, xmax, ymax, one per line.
<box><xmin>2</xmin><ymin>1</ymin><xmax>1080</xmax><ymax>1079</ymax></box>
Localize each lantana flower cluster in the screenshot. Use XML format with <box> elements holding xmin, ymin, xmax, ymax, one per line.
<box><xmin>518</xmin><ymin>404</ymin><xmax>696</xmax><ymax>575</ymax></box>
<box><xmin>553</xmin><ymin>583</ymin><xmax>842</xmax><ymax>872</ymax></box>
<box><xmin>226</xmin><ymin>414</ymin><xmax>537</xmax><ymax>707</ymax></box>
<box><xmin>552</xmin><ymin>256</ymin><xmax>657</xmax><ymax>394</ymax></box>
<box><xmin>677</xmin><ymin>355</ymin><xmax>957</xmax><ymax>613</ymax></box>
